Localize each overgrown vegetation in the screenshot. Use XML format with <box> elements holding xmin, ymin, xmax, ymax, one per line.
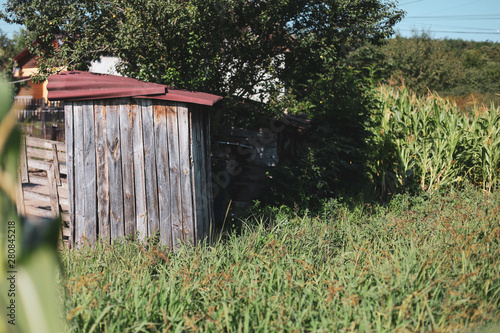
<box><xmin>265</xmin><ymin>66</ymin><xmax>379</xmax><ymax>209</ymax></box>
<box><xmin>350</xmin><ymin>32</ymin><xmax>500</xmax><ymax>108</ymax></box>
<box><xmin>60</xmin><ymin>185</ymin><xmax>500</xmax><ymax>332</ymax></box>
<box><xmin>370</xmin><ymin>85</ymin><xmax>500</xmax><ymax>199</ymax></box>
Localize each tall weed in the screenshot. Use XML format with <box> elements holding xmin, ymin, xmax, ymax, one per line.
<box><xmin>60</xmin><ymin>186</ymin><xmax>500</xmax><ymax>332</ymax></box>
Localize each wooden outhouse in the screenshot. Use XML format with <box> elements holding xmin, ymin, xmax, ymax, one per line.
<box><xmin>47</xmin><ymin>71</ymin><xmax>222</xmax><ymax>250</ymax></box>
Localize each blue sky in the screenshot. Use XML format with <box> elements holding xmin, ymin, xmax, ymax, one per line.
<box><xmin>1</xmin><ymin>0</ymin><xmax>499</xmax><ymax>43</ymax></box>
<box><xmin>394</xmin><ymin>0</ymin><xmax>500</xmax><ymax>42</ymax></box>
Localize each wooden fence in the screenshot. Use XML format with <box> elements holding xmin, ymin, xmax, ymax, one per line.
<box><xmin>14</xmin><ymin>98</ymin><xmax>65</xmax><ymax>141</ymax></box>
<box><xmin>17</xmin><ymin>136</ymin><xmax>70</xmax><ymax>247</ymax></box>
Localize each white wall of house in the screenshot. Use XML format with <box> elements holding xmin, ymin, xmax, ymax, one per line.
<box><xmin>89</xmin><ymin>56</ymin><xmax>121</xmax><ymax>76</ymax></box>
<box><xmin>231</xmin><ymin>54</ymin><xmax>286</xmax><ymax>104</ymax></box>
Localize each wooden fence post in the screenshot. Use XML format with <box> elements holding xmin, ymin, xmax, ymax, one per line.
<box><xmin>48</xmin><ymin>164</ymin><xmax>63</xmax><ymax>250</ymax></box>
<box><xmin>51</xmin><ymin>143</ymin><xmax>61</xmax><ymax>186</ymax></box>
<box><xmin>20</xmin><ymin>136</ymin><xmax>29</xmax><ymax>183</ymax></box>
<box><xmin>41</xmin><ymin>101</ymin><xmax>46</xmax><ymax>140</ymax></box>
<box><xmin>47</xmin><ymin>165</ymin><xmax>60</xmax><ymax>218</ymax></box>
<box><xmin>16</xmin><ymin>167</ymin><xmax>25</xmax><ymax>216</ymax></box>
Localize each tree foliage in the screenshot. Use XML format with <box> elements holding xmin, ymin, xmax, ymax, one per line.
<box><xmin>2</xmin><ymin>0</ymin><xmax>402</xmax><ymax>96</ymax></box>
<box><xmin>0</xmin><ymin>29</ymin><xmax>18</xmax><ymax>69</ymax></box>
<box><xmin>0</xmin><ymin>28</ymin><xmax>32</xmax><ymax>94</ymax></box>
<box><xmin>350</xmin><ymin>31</ymin><xmax>500</xmax><ymax>101</ymax></box>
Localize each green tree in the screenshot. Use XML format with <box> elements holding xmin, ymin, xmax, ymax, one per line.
<box><xmin>1</xmin><ymin>0</ymin><xmax>402</xmax><ymax>95</ymax></box>
<box><xmin>0</xmin><ymin>29</ymin><xmax>17</xmax><ymax>69</ymax></box>
<box><xmin>351</xmin><ymin>33</ymin><xmax>500</xmax><ymax>102</ymax></box>
<box><xmin>381</xmin><ymin>33</ymin><xmax>465</xmax><ymax>95</ymax></box>
<box><xmin>0</xmin><ymin>28</ymin><xmax>30</xmax><ymax>94</ymax></box>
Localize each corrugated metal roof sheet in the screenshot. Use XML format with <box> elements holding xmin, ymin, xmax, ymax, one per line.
<box><xmin>47</xmin><ymin>71</ymin><xmax>223</xmax><ymax>106</ymax></box>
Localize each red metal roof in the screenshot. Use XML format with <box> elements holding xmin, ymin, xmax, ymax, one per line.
<box><xmin>47</xmin><ymin>71</ymin><xmax>223</xmax><ymax>106</ymax></box>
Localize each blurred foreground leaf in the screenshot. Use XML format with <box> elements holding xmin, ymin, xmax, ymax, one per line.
<box><xmin>0</xmin><ymin>75</ymin><xmax>63</xmax><ymax>333</ymax></box>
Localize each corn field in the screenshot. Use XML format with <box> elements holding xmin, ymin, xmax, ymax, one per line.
<box><xmin>371</xmin><ymin>85</ymin><xmax>500</xmax><ymax>197</ymax></box>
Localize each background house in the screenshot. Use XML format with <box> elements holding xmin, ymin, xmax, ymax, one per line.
<box><xmin>12</xmin><ymin>45</ymin><xmax>48</xmax><ymax>105</ymax></box>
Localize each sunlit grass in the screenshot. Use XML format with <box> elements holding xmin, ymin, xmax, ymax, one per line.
<box><xmin>59</xmin><ymin>185</ymin><xmax>500</xmax><ymax>332</ymax></box>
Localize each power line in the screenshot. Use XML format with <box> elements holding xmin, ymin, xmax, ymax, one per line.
<box><xmin>406</xmin><ymin>14</ymin><xmax>500</xmax><ymax>20</ymax></box>
<box><xmin>0</xmin><ymin>78</ymin><xmax>31</xmax><ymax>85</ymax></box>
<box><xmin>398</xmin><ymin>29</ymin><xmax>500</xmax><ymax>35</ymax></box>
<box><xmin>400</xmin><ymin>22</ymin><xmax>499</xmax><ymax>31</ymax></box>
<box><xmin>428</xmin><ymin>0</ymin><xmax>485</xmax><ymax>15</ymax></box>
<box><xmin>400</xmin><ymin>0</ymin><xmax>426</xmax><ymax>5</ymax></box>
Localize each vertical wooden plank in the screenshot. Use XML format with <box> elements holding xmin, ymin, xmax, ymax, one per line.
<box><xmin>154</xmin><ymin>103</ymin><xmax>172</xmax><ymax>249</ymax></box>
<box><xmin>178</xmin><ymin>103</ymin><xmax>194</xmax><ymax>245</ymax></box>
<box><xmin>83</xmin><ymin>100</ymin><xmax>97</xmax><ymax>246</ymax></box>
<box><xmin>41</xmin><ymin>107</ymin><xmax>46</xmax><ymax>140</ymax></box>
<box><xmin>95</xmin><ymin>101</ymin><xmax>110</xmax><ymax>244</ymax></box>
<box><xmin>199</xmin><ymin>108</ymin><xmax>210</xmax><ymax>240</ymax></box>
<box><xmin>16</xmin><ymin>167</ymin><xmax>25</xmax><ymax>216</ymax></box>
<box><xmin>206</xmin><ymin>109</ymin><xmax>214</xmax><ymax>231</ymax></box>
<box><xmin>119</xmin><ymin>99</ymin><xmax>136</xmax><ymax>239</ymax></box>
<box><xmin>106</xmin><ymin>100</ymin><xmax>125</xmax><ymax>241</ymax></box>
<box><xmin>73</xmin><ymin>101</ymin><xmax>85</xmax><ymax>247</ymax></box>
<box><xmin>20</xmin><ymin>136</ymin><xmax>29</xmax><ymax>183</ymax></box>
<box><xmin>51</xmin><ymin>144</ymin><xmax>61</xmax><ymax>186</ymax></box>
<box><xmin>47</xmin><ymin>165</ymin><xmax>60</xmax><ymax>218</ymax></box>
<box><xmin>191</xmin><ymin>107</ymin><xmax>204</xmax><ymax>242</ymax></box>
<box><xmin>64</xmin><ymin>102</ymin><xmax>75</xmax><ymax>248</ymax></box>
<box><xmin>166</xmin><ymin>104</ymin><xmax>183</xmax><ymax>250</ymax></box>
<box><xmin>189</xmin><ymin>108</ymin><xmax>198</xmax><ymax>242</ymax></box>
<box><xmin>47</xmin><ymin>165</ymin><xmax>63</xmax><ymax>251</ymax></box>
<box><xmin>141</xmin><ymin>99</ymin><xmax>159</xmax><ymax>237</ymax></box>
<box><xmin>201</xmin><ymin>108</ymin><xmax>214</xmax><ymax>236</ymax></box>
<box><xmin>132</xmin><ymin>100</ymin><xmax>148</xmax><ymax>240</ymax></box>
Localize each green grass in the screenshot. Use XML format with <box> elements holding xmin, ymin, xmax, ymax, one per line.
<box><xmin>59</xmin><ymin>185</ymin><xmax>500</xmax><ymax>332</ymax></box>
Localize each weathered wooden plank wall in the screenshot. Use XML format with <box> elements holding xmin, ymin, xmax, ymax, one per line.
<box><xmin>119</xmin><ymin>100</ymin><xmax>136</xmax><ymax>238</ymax></box>
<box><xmin>83</xmin><ymin>101</ymin><xmax>97</xmax><ymax>245</ymax></box>
<box><xmin>140</xmin><ymin>99</ymin><xmax>159</xmax><ymax>237</ymax></box>
<box><xmin>66</xmin><ymin>98</ymin><xmax>213</xmax><ymax>249</ymax></box>
<box><xmin>106</xmin><ymin>100</ymin><xmax>125</xmax><ymax>242</ymax></box>
<box><xmin>94</xmin><ymin>101</ymin><xmax>110</xmax><ymax>243</ymax></box>
<box><xmin>154</xmin><ymin>103</ymin><xmax>172</xmax><ymax>248</ymax></box>
<box><xmin>166</xmin><ymin>104</ymin><xmax>182</xmax><ymax>250</ymax></box>
<box><xmin>132</xmin><ymin>101</ymin><xmax>148</xmax><ymax>240</ymax></box>
<box><xmin>19</xmin><ymin>136</ymin><xmax>71</xmax><ymax>247</ymax></box>
<box><xmin>178</xmin><ymin>104</ymin><xmax>194</xmax><ymax>245</ymax></box>
<box><xmin>192</xmin><ymin>106</ymin><xmax>206</xmax><ymax>241</ymax></box>
<box><xmin>73</xmin><ymin>101</ymin><xmax>85</xmax><ymax>245</ymax></box>
<box><xmin>64</xmin><ymin>103</ymin><xmax>74</xmax><ymax>245</ymax></box>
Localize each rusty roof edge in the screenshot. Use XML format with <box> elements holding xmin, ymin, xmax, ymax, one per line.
<box><xmin>48</xmin><ymin>87</ymin><xmax>167</xmax><ymax>101</ymax></box>
<box><xmin>135</xmin><ymin>94</ymin><xmax>223</xmax><ymax>106</ymax></box>
<box><xmin>47</xmin><ymin>71</ymin><xmax>223</xmax><ymax>106</ymax></box>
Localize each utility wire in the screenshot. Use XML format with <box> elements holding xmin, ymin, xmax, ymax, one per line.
<box><xmin>428</xmin><ymin>0</ymin><xmax>485</xmax><ymax>15</ymax></box>
<box><xmin>400</xmin><ymin>0</ymin><xmax>426</xmax><ymax>5</ymax></box>
<box><xmin>400</xmin><ymin>22</ymin><xmax>499</xmax><ymax>31</ymax></box>
<box><xmin>406</xmin><ymin>14</ymin><xmax>500</xmax><ymax>20</ymax></box>
<box><xmin>398</xmin><ymin>29</ymin><xmax>500</xmax><ymax>35</ymax></box>
<box><xmin>0</xmin><ymin>78</ymin><xmax>32</xmax><ymax>84</ymax></box>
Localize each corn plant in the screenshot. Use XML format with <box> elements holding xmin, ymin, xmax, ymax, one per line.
<box><xmin>371</xmin><ymin>85</ymin><xmax>500</xmax><ymax>196</ymax></box>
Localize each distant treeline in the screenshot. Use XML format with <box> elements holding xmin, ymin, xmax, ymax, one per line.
<box><xmin>350</xmin><ymin>32</ymin><xmax>500</xmax><ymax>107</ymax></box>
